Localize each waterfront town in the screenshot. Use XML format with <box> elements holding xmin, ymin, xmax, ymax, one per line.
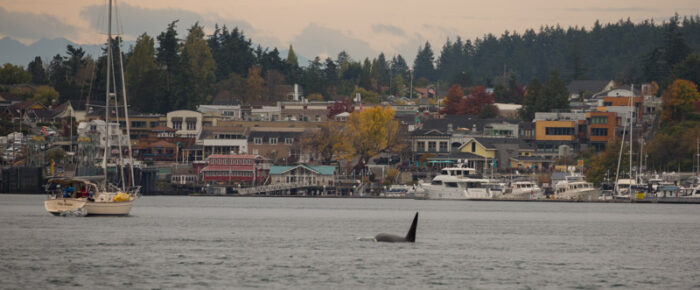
<box><xmin>2</xmin><ymin>78</ymin><xmax>697</xmax><ymax>199</ymax></box>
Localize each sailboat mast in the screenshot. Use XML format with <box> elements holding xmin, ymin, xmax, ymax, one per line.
<box><xmin>117</xmin><ymin>39</ymin><xmax>136</xmax><ymax>188</ymax></box>
<box><xmin>103</xmin><ymin>0</ymin><xmax>113</xmax><ymax>188</ymax></box>
<box><xmin>629</xmin><ymin>84</ymin><xmax>634</xmax><ymax>193</ymax></box>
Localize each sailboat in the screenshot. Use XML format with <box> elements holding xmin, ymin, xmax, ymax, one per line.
<box><xmin>44</xmin><ymin>0</ymin><xmax>138</xmax><ymax>216</ymax></box>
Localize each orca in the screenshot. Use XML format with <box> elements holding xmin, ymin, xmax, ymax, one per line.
<box><xmin>374</xmin><ymin>212</ymin><xmax>418</xmax><ymax>243</ymax></box>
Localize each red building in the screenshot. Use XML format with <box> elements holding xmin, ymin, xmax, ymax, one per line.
<box><xmin>200</xmin><ymin>154</ymin><xmax>268</xmax><ymax>185</ymax></box>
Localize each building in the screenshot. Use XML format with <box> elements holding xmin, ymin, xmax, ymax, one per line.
<box><xmin>200</xmin><ymin>154</ymin><xmax>268</xmax><ymax>185</ymax></box>
<box><xmin>167</xmin><ymin>110</ymin><xmax>202</xmax><ymax>138</ymax></box>
<box><xmin>457</xmin><ymin>137</ymin><xmax>535</xmax><ymax>171</ymax></box>
<box><xmin>585</xmin><ymin>111</ymin><xmax>616</xmax><ymax>151</ymax></box>
<box><xmin>279</xmin><ymin>101</ymin><xmax>331</xmax><ymax>122</ymax></box>
<box><xmin>269</xmin><ymin>164</ymin><xmax>336</xmax><ymax>186</ymax></box>
<box><xmin>198</xmin><ymin>126</ymin><xmax>249</xmax><ymax>158</ymax></box>
<box><xmin>566</xmin><ymin>80</ymin><xmax>615</xmax><ymax>100</ymax></box>
<box><xmin>248</xmin><ymin>127</ymin><xmax>307</xmax><ymax>163</ymax></box>
<box><xmin>534</xmin><ymin>112</ymin><xmax>585</xmax><ymax>155</ymax></box>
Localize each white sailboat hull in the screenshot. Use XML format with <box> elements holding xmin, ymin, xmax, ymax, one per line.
<box><xmin>45</xmin><ymin>198</ymin><xmax>133</xmax><ymax>216</ymax></box>
<box><xmin>44</xmin><ymin>198</ymin><xmax>87</xmax><ymax>214</ymax></box>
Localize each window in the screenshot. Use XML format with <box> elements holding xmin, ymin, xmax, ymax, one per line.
<box><xmin>545</xmin><ymin>127</ymin><xmax>574</xmax><ymax>135</ymax></box>
<box><xmin>285</xmin><ymin>138</ymin><xmax>294</xmax><ymax>145</ymax></box>
<box><xmin>254</xmin><ymin>137</ymin><xmax>262</xmax><ymax>144</ymax></box>
<box><xmin>315</xmin><ymin>115</ymin><xmax>320</xmax><ymax>122</ymax></box>
<box><xmin>131</xmin><ymin>121</ymin><xmax>146</xmax><ymax>128</ymax></box>
<box><xmin>471</xmin><ymin>142</ymin><xmax>476</xmax><ymax>153</ymax></box>
<box><xmin>439</xmin><ymin>142</ymin><xmax>448</xmax><ymax>152</ymax></box>
<box><xmin>172</xmin><ymin>121</ymin><xmax>182</xmax><ymax>130</ymax></box>
<box><xmin>591</xmin><ymin>128</ymin><xmax>608</xmax><ymax>136</ymax></box>
<box><xmin>590</xmin><ymin>116</ymin><xmax>608</xmax><ymax>124</ymax></box>
<box><xmin>428</xmin><ymin>141</ymin><xmax>436</xmax><ymax>152</ymax></box>
<box><xmin>150</xmin><ymin>121</ymin><xmax>160</xmax><ymax>128</ymax></box>
<box><xmin>186</xmin><ymin>120</ymin><xmax>196</xmax><ymax>130</ymax></box>
<box><xmin>270</xmin><ymin>137</ymin><xmax>278</xmax><ymax>145</ymax></box>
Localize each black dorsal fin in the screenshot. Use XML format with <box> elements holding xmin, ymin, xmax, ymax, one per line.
<box><xmin>404</xmin><ymin>212</ymin><xmax>418</xmax><ymax>242</ymax></box>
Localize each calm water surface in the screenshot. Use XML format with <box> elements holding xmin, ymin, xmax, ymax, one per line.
<box><xmin>1</xmin><ymin>195</ymin><xmax>700</xmax><ymax>289</ymax></box>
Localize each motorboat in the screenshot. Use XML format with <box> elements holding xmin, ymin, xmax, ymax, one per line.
<box><xmin>421</xmin><ymin>165</ymin><xmax>493</xmax><ymax>199</ymax></box>
<box><xmin>502</xmin><ymin>180</ymin><xmax>544</xmax><ymax>199</ymax></box>
<box><xmin>554</xmin><ymin>175</ymin><xmax>601</xmax><ymax>201</ymax></box>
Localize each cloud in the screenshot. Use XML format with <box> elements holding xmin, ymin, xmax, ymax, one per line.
<box><xmin>291</xmin><ymin>23</ymin><xmax>377</xmax><ymax>63</ymax></box>
<box><xmin>79</xmin><ymin>2</ymin><xmax>254</xmax><ymax>41</ymax></box>
<box><xmin>0</xmin><ymin>7</ymin><xmax>80</xmax><ymax>40</ymax></box>
<box><xmin>372</xmin><ymin>24</ymin><xmax>405</xmax><ymax>36</ymax></box>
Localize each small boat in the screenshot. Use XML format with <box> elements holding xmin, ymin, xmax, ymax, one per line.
<box><xmin>44</xmin><ymin>178</ymin><xmax>134</xmax><ymax>216</ymax></box>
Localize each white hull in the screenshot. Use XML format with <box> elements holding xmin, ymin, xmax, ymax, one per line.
<box><xmin>45</xmin><ymin>198</ymin><xmax>133</xmax><ymax>216</ymax></box>
<box><xmin>422</xmin><ymin>184</ymin><xmax>492</xmax><ymax>199</ymax></box>
<box><xmin>502</xmin><ymin>189</ymin><xmax>545</xmax><ymax>200</ymax></box>
<box><xmin>556</xmin><ymin>188</ymin><xmax>601</xmax><ymax>201</ymax></box>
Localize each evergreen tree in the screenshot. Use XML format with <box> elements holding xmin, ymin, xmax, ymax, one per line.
<box><xmin>156</xmin><ymin>20</ymin><xmax>181</xmax><ymax>111</ymax></box>
<box><xmin>27</xmin><ymin>57</ymin><xmax>48</xmax><ymax>85</ymax></box>
<box><xmin>125</xmin><ymin>33</ymin><xmax>161</xmax><ymax>112</ymax></box>
<box><xmin>413</xmin><ymin>41</ymin><xmax>436</xmax><ymax>81</ymax></box>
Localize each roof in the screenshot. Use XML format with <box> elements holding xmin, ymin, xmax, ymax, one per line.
<box><xmin>421</xmin><ymin>115</ymin><xmax>519</xmax><ymax>132</ymax></box>
<box><xmin>0</xmin><ymin>92</ymin><xmax>23</xmax><ymax>102</ymax></box>
<box><xmin>207</xmin><ymin>154</ymin><xmax>261</xmax><ymax>159</ymax></box>
<box><xmin>466</xmin><ymin>137</ymin><xmax>533</xmax><ymax>150</ymax></box>
<box><xmin>566</xmin><ymin>80</ymin><xmax>612</xmax><ymax>95</ymax></box>
<box><xmin>201</xmin><ymin>165</ymin><xmax>255</xmax><ymax>172</ymax></box>
<box><xmin>510</xmin><ymin>156</ymin><xmax>554</xmax><ymax>162</ymax></box>
<box><xmin>269</xmin><ymin>164</ymin><xmax>335</xmax><ymax>176</ymax></box>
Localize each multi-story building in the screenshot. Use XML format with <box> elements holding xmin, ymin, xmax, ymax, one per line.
<box><xmin>247</xmin><ymin>127</ymin><xmax>308</xmax><ymax>163</ymax></box>
<box><xmin>533</xmin><ymin>112</ymin><xmax>585</xmax><ymax>155</ymax></box>
<box><xmin>167</xmin><ymin>110</ymin><xmax>202</xmax><ymax>138</ymax></box>
<box><xmin>280</xmin><ymin>101</ymin><xmax>331</xmax><ymax>122</ymax></box>
<box><xmin>198</xmin><ymin>126</ymin><xmax>249</xmax><ymax>158</ymax></box>
<box><xmin>585</xmin><ymin>111</ymin><xmax>616</xmax><ymax>151</ymax></box>
<box><xmin>200</xmin><ymin>154</ymin><xmax>268</xmax><ymax>185</ymax></box>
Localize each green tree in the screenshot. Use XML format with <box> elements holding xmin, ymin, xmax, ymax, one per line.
<box><xmin>126</xmin><ymin>33</ymin><xmax>161</xmax><ymax>112</ymax></box>
<box><xmin>27</xmin><ymin>57</ymin><xmax>48</xmax><ymax>84</ymax></box>
<box><xmin>585</xmin><ymin>138</ymin><xmax>628</xmax><ymax>185</ymax></box>
<box><xmin>413</xmin><ymin>41</ymin><xmax>436</xmax><ymax>81</ymax></box>
<box><xmin>671</xmin><ymin>53</ymin><xmax>700</xmax><ymax>87</ymax></box>
<box><xmin>30</xmin><ymin>85</ymin><xmax>59</xmax><ymax>104</ymax></box>
<box><xmin>0</xmin><ymin>63</ymin><xmax>32</xmax><ymax>85</ymax></box>
<box><xmin>179</xmin><ymin>23</ymin><xmax>216</xmax><ymax>108</ymax></box>
<box><xmin>156</xmin><ymin>20</ymin><xmax>181</xmax><ymax>111</ymax></box>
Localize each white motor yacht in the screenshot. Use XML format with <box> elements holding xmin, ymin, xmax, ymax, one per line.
<box><xmin>422</xmin><ymin>165</ymin><xmax>493</xmax><ymax>199</ymax></box>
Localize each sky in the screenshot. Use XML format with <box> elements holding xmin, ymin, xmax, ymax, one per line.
<box><xmin>1</xmin><ymin>0</ymin><xmax>699</xmax><ymax>63</ymax></box>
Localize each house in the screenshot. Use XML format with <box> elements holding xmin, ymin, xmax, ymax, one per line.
<box><xmin>116</xmin><ymin>112</ymin><xmax>166</xmax><ymax>141</ymax></box>
<box><xmin>457</xmin><ymin>137</ymin><xmax>534</xmax><ymax>171</ymax></box>
<box><xmin>269</xmin><ymin>164</ymin><xmax>336</xmax><ymax>186</ymax></box>
<box><xmin>200</xmin><ymin>154</ymin><xmax>268</xmax><ymax>185</ymax></box>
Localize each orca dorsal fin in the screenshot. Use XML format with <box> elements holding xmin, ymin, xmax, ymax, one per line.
<box><xmin>404</xmin><ymin>212</ymin><xmax>418</xmax><ymax>242</ymax></box>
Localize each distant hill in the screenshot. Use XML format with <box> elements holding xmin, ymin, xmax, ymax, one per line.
<box><xmin>0</xmin><ymin>37</ymin><xmax>132</xmax><ymax>66</ymax></box>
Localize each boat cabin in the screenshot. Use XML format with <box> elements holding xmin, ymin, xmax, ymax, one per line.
<box><xmin>46</xmin><ymin>178</ymin><xmax>99</xmax><ymax>199</ymax></box>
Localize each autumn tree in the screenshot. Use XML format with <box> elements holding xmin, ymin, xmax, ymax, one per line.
<box><xmin>327</xmin><ymin>98</ymin><xmax>354</xmax><ymax>118</ymax></box>
<box><xmin>29</xmin><ymin>85</ymin><xmax>59</xmax><ymax>104</ymax></box>
<box><xmin>245</xmin><ymin>66</ymin><xmax>264</xmax><ymax>103</ymax></box>
<box><xmin>305</xmin><ymin>121</ymin><xmax>347</xmax><ymax>164</ymax></box>
<box><xmin>442</xmin><ymin>84</ymin><xmax>464</xmax><ymax>115</ymax></box>
<box><xmin>661</xmin><ymin>79</ymin><xmax>700</xmax><ymax>122</ymax></box>
<box><xmin>343</xmin><ymin>106</ymin><xmax>402</xmax><ymax>169</ymax></box>
<box><xmin>585</xmin><ymin>138</ymin><xmax>628</xmax><ymax>185</ymax></box>
<box><xmin>461</xmin><ymin>85</ymin><xmax>495</xmax><ymax>115</ymax></box>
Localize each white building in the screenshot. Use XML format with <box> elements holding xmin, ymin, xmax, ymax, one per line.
<box><xmin>167</xmin><ymin>110</ymin><xmax>202</xmax><ymax>138</ymax></box>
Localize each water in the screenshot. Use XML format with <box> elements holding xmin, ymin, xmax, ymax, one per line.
<box><xmin>2</xmin><ymin>195</ymin><xmax>700</xmax><ymax>289</ymax></box>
